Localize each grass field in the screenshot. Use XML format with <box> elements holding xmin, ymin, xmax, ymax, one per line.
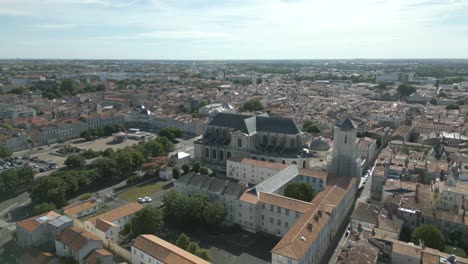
<box><xmin>117</xmin><ymin>182</ymin><xmax>163</xmax><ymax>201</ymax></box>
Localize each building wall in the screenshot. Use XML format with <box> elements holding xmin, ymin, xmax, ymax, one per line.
<box><xmin>131</xmin><ymin>246</ymin><xmax>165</xmax><ymax>264</ymax></box>
<box><xmin>55</xmin><ymin>239</ymin><xmax>103</xmax><ymax>264</ymax></box>
<box><xmin>259</xmin><ymin>202</ymin><xmax>302</xmax><ymax>237</ymax></box>
<box><xmin>391</xmin><ymin>252</ymin><xmax>419</xmax><ymax>264</ymax></box>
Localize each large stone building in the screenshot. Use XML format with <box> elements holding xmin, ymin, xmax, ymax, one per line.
<box><xmin>194</xmin><ymin>113</ymin><xmax>316</xmax><ymax>170</ymax></box>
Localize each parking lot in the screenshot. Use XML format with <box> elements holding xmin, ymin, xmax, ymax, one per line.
<box><xmin>0</xmin><ymin>156</ymin><xmax>57</xmax><ymax>173</ymax></box>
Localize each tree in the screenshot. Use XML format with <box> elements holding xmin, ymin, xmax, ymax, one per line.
<box><xmin>92</xmin><ymin>158</ymin><xmax>118</xmax><ymax>180</ymax></box>
<box><xmin>175</xmin><ymin>233</ymin><xmax>190</xmax><ymax>250</ymax></box>
<box><xmin>0</xmin><ymin>146</ymin><xmax>12</xmax><ymax>158</ymax></box>
<box><xmin>0</xmin><ymin>169</ymin><xmax>19</xmax><ymax>196</ymax></box>
<box><xmin>187</xmin><ymin>242</ymin><xmax>200</xmax><ymax>254</ymax></box>
<box><xmin>303</xmin><ymin>120</ymin><xmax>320</xmax><ymax>134</ymax></box>
<box><xmin>189</xmin><ymin>193</ymin><xmax>210</xmax><ymax>223</ymax></box>
<box><xmin>412</xmin><ymin>224</ymin><xmax>445</xmax><ymax>251</ymax></box>
<box><xmin>30</xmin><ymin>175</ymin><xmax>68</xmax><ymax>208</ymax></box>
<box><xmin>181</xmin><ymin>164</ymin><xmax>191</xmax><ymax>175</ymax></box>
<box><xmin>18</xmin><ymin>166</ymin><xmax>35</xmax><ymax>185</ymax></box>
<box><xmin>444</xmin><ymin>246</ymin><xmax>467</xmax><ymax>258</ymax></box>
<box><xmin>242</xmin><ymin>99</ymin><xmax>264</xmax><ymax>112</ymax></box>
<box><xmin>34</xmin><ymin>202</ymin><xmax>56</xmax><ymax>214</ymax></box>
<box><xmin>102</xmin><ymin>148</ymin><xmax>115</xmax><ymax>157</ymax></box>
<box><xmin>192</xmin><ymin>161</ymin><xmax>201</xmax><ymax>173</ymax></box>
<box><xmin>80</xmin><ymin>130</ymin><xmax>92</xmax><ymax>141</ymax></box>
<box><xmin>202</xmin><ymin>201</ymin><xmax>226</xmax><ymax>228</ymax></box>
<box><xmin>446</xmin><ymin>104</ymin><xmax>460</xmax><ymax>110</ymax></box>
<box><xmin>196</xmin><ymin>249</ymin><xmax>211</xmax><ymax>261</ymax></box>
<box><xmin>397</xmin><ymin>84</ymin><xmax>416</xmax><ymax>98</ymax></box>
<box><xmin>65</xmin><ymin>154</ymin><xmax>86</xmax><ymax>170</ymax></box>
<box><xmin>172</xmin><ymin>167</ymin><xmax>182</xmax><ymax>179</ymax></box>
<box><xmin>284</xmin><ymin>183</ymin><xmax>315</xmax><ymax>202</ymax></box>
<box><xmin>256</xmin><ymin>78</ymin><xmax>263</xmax><ymax>85</ymax></box>
<box><xmin>131</xmin><ymin>206</ymin><xmax>164</xmax><ymax>236</ymax></box>
<box><xmin>438</xmin><ymin>91</ymin><xmax>448</xmax><ymax>98</ymax></box>
<box><xmin>200</xmin><ymin>166</ymin><xmax>209</xmax><ymax>175</ymax></box>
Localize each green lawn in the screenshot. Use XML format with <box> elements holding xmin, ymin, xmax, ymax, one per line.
<box><xmin>117</xmin><ymin>182</ymin><xmax>163</xmax><ymax>201</ymax></box>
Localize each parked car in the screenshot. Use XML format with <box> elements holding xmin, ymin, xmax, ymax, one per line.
<box><xmin>143</xmin><ymin>196</ymin><xmax>152</xmax><ymax>202</ymax></box>
<box><xmin>137</xmin><ymin>197</ymin><xmax>145</xmax><ymax>203</ymax></box>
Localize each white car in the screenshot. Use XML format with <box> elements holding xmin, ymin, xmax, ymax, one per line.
<box><xmin>143</xmin><ymin>196</ymin><xmax>152</xmax><ymax>202</ymax></box>
<box><xmin>137</xmin><ymin>197</ymin><xmax>145</xmax><ymax>203</ymax></box>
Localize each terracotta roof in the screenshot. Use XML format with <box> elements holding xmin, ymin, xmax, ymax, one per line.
<box><xmin>229</xmin><ymin>157</ymin><xmax>286</xmax><ymax>171</ymax></box>
<box><xmin>298</xmin><ymin>168</ymin><xmax>327</xmax><ymax>180</ymax></box>
<box><xmin>133</xmin><ymin>235</ymin><xmax>210</xmax><ymax>264</ymax></box>
<box><xmin>56</xmin><ymin>226</ymin><xmax>101</xmax><ymax>252</ymax></box>
<box><xmin>259</xmin><ymin>192</ymin><xmax>311</xmax><ymax>213</ymax></box>
<box><xmin>87</xmin><ymin>202</ymin><xmax>142</xmax><ymax>229</ymax></box>
<box><xmin>239</xmin><ymin>190</ymin><xmax>259</xmax><ymax>204</ymax></box>
<box><xmin>16</xmin><ymin>211</ymin><xmax>61</xmax><ymax>232</ymax></box>
<box><xmin>85</xmin><ymin>248</ymin><xmax>113</xmax><ymax>264</ymax></box>
<box><xmin>64</xmin><ymin>200</ymin><xmax>98</xmax><ymax>216</ymax></box>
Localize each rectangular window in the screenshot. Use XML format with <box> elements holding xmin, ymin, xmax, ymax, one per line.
<box><xmin>270</xmin><ymin>205</ymin><xmax>274</xmax><ymax>211</ymax></box>
<box><xmin>277</xmin><ymin>219</ymin><xmax>281</xmax><ymax>225</ymax></box>
<box><xmin>262</xmin><ymin>204</ymin><xmax>265</xmax><ymax>209</ymax></box>
<box><xmin>270</xmin><ymin>217</ymin><xmax>273</xmax><ymax>223</ymax></box>
<box><xmin>261</xmin><ymin>215</ymin><xmax>264</xmax><ymax>220</ymax></box>
<box><xmin>277</xmin><ymin>207</ymin><xmax>281</xmax><ymax>214</ymax></box>
<box><xmin>285</xmin><ymin>209</ymin><xmax>289</xmax><ymax>216</ymax></box>
<box><xmin>296</xmin><ymin>212</ymin><xmax>300</xmax><ymax>218</ymax></box>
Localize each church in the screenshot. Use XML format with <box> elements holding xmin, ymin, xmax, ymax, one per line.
<box><xmin>195</xmin><ymin>112</ymin><xmax>361</xmax><ymax>177</ymax></box>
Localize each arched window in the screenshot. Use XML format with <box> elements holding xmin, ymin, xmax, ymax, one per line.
<box><xmin>292</xmin><ymin>161</ymin><xmax>297</xmax><ymax>165</ymax></box>
<box><xmin>269</xmin><ymin>159</ymin><xmax>275</xmax><ymax>162</ymax></box>
<box><xmin>205</xmin><ymin>148</ymin><xmax>210</xmax><ymax>158</ymax></box>
<box><xmin>263</xmin><ymin>135</ymin><xmax>268</xmax><ymax>145</ymax></box>
<box><xmin>252</xmin><ymin>156</ymin><xmax>257</xmax><ymax>160</ymax></box>
<box><xmin>261</xmin><ymin>158</ymin><xmax>266</xmax><ymax>161</ymax></box>
<box><xmin>303</xmin><ymin>161</ymin><xmax>306</xmax><ymax>168</ymax></box>
<box><xmin>219</xmin><ymin>150</ymin><xmax>224</xmax><ymax>161</ymax></box>
<box><xmin>212</xmin><ymin>149</ymin><xmax>217</xmax><ymax>159</ymax></box>
<box><xmin>237</xmin><ymin>138</ymin><xmax>242</xmax><ymax>148</ymax></box>
<box><xmin>345</xmin><ymin>135</ymin><xmax>348</xmax><ymax>144</ymax></box>
<box><xmin>290</xmin><ymin>138</ymin><xmax>296</xmax><ymax>148</ymax></box>
<box><xmin>282</xmin><ymin>160</ymin><xmax>286</xmax><ymax>165</ymax></box>
<box><xmin>227</xmin><ymin>151</ymin><xmax>231</xmax><ymax>159</ymax></box>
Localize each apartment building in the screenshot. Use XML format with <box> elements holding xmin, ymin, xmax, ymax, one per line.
<box><xmin>131</xmin><ymin>234</ymin><xmax>210</xmax><ymax>264</ymax></box>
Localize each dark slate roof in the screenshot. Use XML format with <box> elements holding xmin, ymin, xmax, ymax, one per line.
<box><xmin>309</xmin><ymin>137</ymin><xmax>330</xmax><ymax>151</ymax></box>
<box><xmin>338</xmin><ymin>117</ymin><xmax>357</xmax><ymax>130</ymax></box>
<box><xmin>188</xmin><ymin>174</ymin><xmax>208</xmax><ymax>188</ymax></box>
<box><xmin>200</xmin><ymin>177</ymin><xmax>214</xmax><ymax>191</ymax></box>
<box><xmin>350</xmin><ymin>202</ymin><xmax>381</xmax><ymax>225</ymax></box>
<box><xmin>208</xmin><ymin>178</ymin><xmax>227</xmax><ymax>194</ymax></box>
<box><xmin>177</xmin><ymin>173</ymin><xmax>194</xmax><ymax>185</ymax></box>
<box><xmin>209</xmin><ymin>113</ymin><xmax>301</xmax><ymax>135</ymax></box>
<box><xmin>223</xmin><ymin>182</ymin><xmax>243</xmax><ymax>198</ymax></box>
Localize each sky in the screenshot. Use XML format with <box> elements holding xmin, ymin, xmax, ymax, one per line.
<box><xmin>1</xmin><ymin>0</ymin><xmax>468</xmax><ymax>60</ymax></box>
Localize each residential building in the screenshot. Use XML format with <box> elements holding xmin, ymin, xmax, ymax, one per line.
<box><xmin>16</xmin><ymin>211</ymin><xmax>72</xmax><ymax>248</ymax></box>
<box><xmin>84</xmin><ymin>202</ymin><xmax>142</xmax><ymax>242</ymax></box>
<box><xmin>63</xmin><ymin>198</ymin><xmax>100</xmax><ymax>219</ymax></box>
<box><xmin>131</xmin><ymin>234</ymin><xmax>210</xmax><ymax>264</ymax></box>
<box><xmin>55</xmin><ymin>226</ymin><xmax>104</xmax><ymax>264</ymax></box>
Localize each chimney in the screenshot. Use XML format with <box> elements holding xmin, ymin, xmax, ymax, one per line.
<box><xmin>318</xmin><ymin>210</ymin><xmax>323</xmax><ymax>218</ymax></box>
<box><xmin>314</xmin><ymin>215</ymin><xmax>319</xmax><ymax>222</ymax></box>
<box><xmin>307</xmin><ymin>223</ymin><xmax>313</xmax><ymax>231</ymax></box>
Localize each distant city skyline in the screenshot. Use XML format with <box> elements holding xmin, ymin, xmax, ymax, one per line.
<box><xmin>1</xmin><ymin>0</ymin><xmax>468</xmax><ymax>60</ymax></box>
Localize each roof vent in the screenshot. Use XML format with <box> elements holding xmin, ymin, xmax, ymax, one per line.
<box><xmin>300</xmin><ymin>236</ymin><xmax>306</xmax><ymax>241</ymax></box>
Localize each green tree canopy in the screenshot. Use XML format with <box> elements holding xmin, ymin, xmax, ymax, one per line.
<box><xmin>446</xmin><ymin>104</ymin><xmax>460</xmax><ymax>110</ymax></box>
<box><xmin>131</xmin><ymin>206</ymin><xmax>164</xmax><ymax>237</ymax></box>
<box><xmin>242</xmin><ymin>99</ymin><xmax>264</xmax><ymax>112</ymax></box>
<box><xmin>34</xmin><ymin>202</ymin><xmax>56</xmax><ymax>214</ymax></box>
<box><xmin>175</xmin><ymin>233</ymin><xmax>190</xmax><ymax>250</ymax></box>
<box><xmin>181</xmin><ymin>164</ymin><xmax>191</xmax><ymax>175</ymax></box>
<box><xmin>411</xmin><ymin>224</ymin><xmax>445</xmax><ymax>251</ymax></box>
<box><xmin>302</xmin><ymin>120</ymin><xmax>321</xmax><ymax>134</ymax></box>
<box><xmin>0</xmin><ymin>146</ymin><xmax>12</xmax><ymax>158</ymax></box>
<box><xmin>284</xmin><ymin>182</ymin><xmax>315</xmax><ymax>202</ymax></box>
<box><xmin>192</xmin><ymin>161</ymin><xmax>201</xmax><ymax>173</ymax></box>
<box><xmin>397</xmin><ymin>84</ymin><xmax>416</xmax><ymax>98</ymax></box>
<box><xmin>172</xmin><ymin>167</ymin><xmax>181</xmax><ymax>179</ymax></box>
<box><xmin>65</xmin><ymin>154</ymin><xmax>86</xmax><ymax>170</ymax></box>
<box><xmin>199</xmin><ymin>166</ymin><xmax>209</xmax><ymax>175</ymax></box>
<box><xmin>202</xmin><ymin>201</ymin><xmax>226</xmax><ymax>228</ymax></box>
